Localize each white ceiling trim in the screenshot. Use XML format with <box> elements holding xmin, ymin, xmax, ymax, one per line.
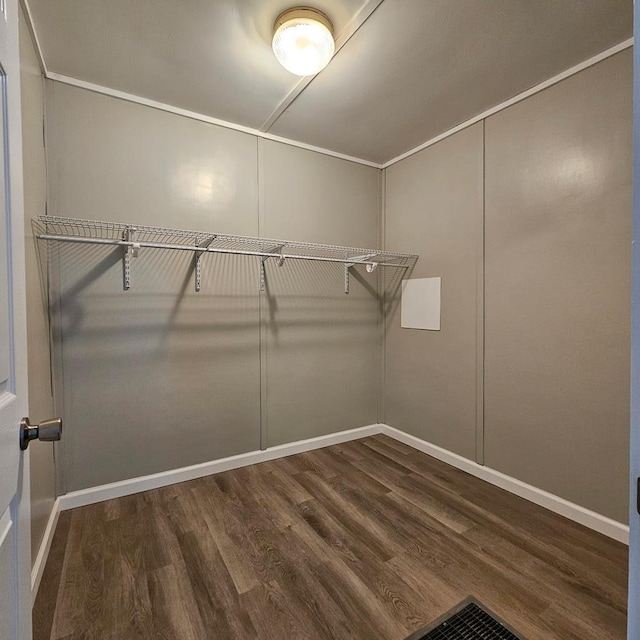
<box><xmin>21</xmin><ymin>0</ymin><xmax>382</xmax><ymax>168</ymax></box>
<box><xmin>21</xmin><ymin>0</ymin><xmax>633</xmax><ymax>169</ymax></box>
<box><xmin>20</xmin><ymin>0</ymin><xmax>48</xmax><ymax>74</ymax></box>
<box><xmin>260</xmin><ymin>0</ymin><xmax>385</xmax><ymax>132</ymax></box>
<box><xmin>382</xmin><ymin>36</ymin><xmax>634</xmax><ymax>169</ymax></box>
<box><xmin>45</xmin><ymin>72</ymin><xmax>382</xmax><ymax>168</ymax></box>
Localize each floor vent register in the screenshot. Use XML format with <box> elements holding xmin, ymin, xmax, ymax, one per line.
<box><xmin>405</xmin><ymin>598</ymin><xmax>525</xmax><ymax>640</ymax></box>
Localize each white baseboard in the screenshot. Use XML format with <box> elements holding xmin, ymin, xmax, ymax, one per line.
<box><xmin>380</xmin><ymin>424</ymin><xmax>629</xmax><ymax>545</ymax></box>
<box><xmin>57</xmin><ymin>424</ymin><xmax>384</xmax><ymax>511</ymax></box>
<box><xmin>32</xmin><ymin>421</ymin><xmax>627</xmax><ymax>602</ymax></box>
<box><xmin>55</xmin><ymin>422</ymin><xmax>629</xmax><ymax>543</ymax></box>
<box><xmin>31</xmin><ymin>497</ymin><xmax>61</xmax><ymax>602</ymax></box>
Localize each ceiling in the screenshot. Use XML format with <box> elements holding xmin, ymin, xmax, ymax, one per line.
<box><xmin>26</xmin><ymin>0</ymin><xmax>632</xmax><ymax>165</ymax></box>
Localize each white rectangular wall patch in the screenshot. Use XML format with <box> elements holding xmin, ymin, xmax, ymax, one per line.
<box><xmin>401</xmin><ymin>277</ymin><xmax>441</xmax><ymax>330</ymax></box>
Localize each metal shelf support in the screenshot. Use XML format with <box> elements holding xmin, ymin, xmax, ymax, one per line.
<box><xmin>194</xmin><ymin>235</ymin><xmax>216</xmax><ymax>292</ymax></box>
<box><xmin>344</xmin><ymin>253</ymin><xmax>379</xmax><ymax>294</ymax></box>
<box><xmin>122</xmin><ymin>227</ymin><xmax>139</xmax><ymax>291</ymax></box>
<box><xmin>259</xmin><ymin>244</ymin><xmax>285</xmax><ymax>292</ymax></box>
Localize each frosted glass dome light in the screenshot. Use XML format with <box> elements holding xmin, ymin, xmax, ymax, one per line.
<box><xmin>272</xmin><ymin>8</ymin><xmax>335</xmax><ymax>76</ymax></box>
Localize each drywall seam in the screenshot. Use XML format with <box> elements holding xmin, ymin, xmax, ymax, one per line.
<box><xmin>378</xmin><ymin>167</ymin><xmax>387</xmax><ymax>424</ymax></box>
<box><xmin>475</xmin><ymin>120</ymin><xmax>485</xmax><ymax>465</ymax></box>
<box><xmin>257</xmin><ymin>136</ymin><xmax>269</xmax><ymax>450</ymax></box>
<box><xmin>382</xmin><ymin>37</ymin><xmax>634</xmax><ymax>168</ymax></box>
<box><xmin>45</xmin><ymin>73</ymin><xmax>382</xmax><ymax>169</ymax></box>
<box><xmin>381</xmin><ymin>424</ymin><xmax>629</xmax><ymax>544</ymax></box>
<box><xmin>30</xmin><ymin>497</ymin><xmax>60</xmax><ymax>602</ymax></box>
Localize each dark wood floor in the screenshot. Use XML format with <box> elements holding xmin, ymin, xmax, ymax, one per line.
<box><xmin>33</xmin><ymin>435</ymin><xmax>628</xmax><ymax>640</ymax></box>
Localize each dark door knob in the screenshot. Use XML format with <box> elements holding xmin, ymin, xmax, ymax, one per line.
<box><xmin>19</xmin><ymin>417</ymin><xmax>62</xmax><ymax>450</ymax></box>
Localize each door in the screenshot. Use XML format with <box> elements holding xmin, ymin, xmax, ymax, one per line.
<box><xmin>0</xmin><ymin>0</ymin><xmax>31</xmax><ymax>638</ymax></box>
<box><xmin>631</xmin><ymin>2</ymin><xmax>640</xmax><ymax>638</ymax></box>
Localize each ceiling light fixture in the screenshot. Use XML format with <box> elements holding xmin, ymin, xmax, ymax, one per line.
<box><xmin>272</xmin><ymin>7</ymin><xmax>335</xmax><ymax>76</ymax></box>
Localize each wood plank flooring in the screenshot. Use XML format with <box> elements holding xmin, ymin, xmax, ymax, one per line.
<box><xmin>33</xmin><ymin>435</ymin><xmax>628</xmax><ymax>639</ymax></box>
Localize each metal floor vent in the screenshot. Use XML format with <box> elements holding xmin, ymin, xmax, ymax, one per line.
<box><xmin>405</xmin><ymin>598</ymin><xmax>525</xmax><ymax>640</ymax></box>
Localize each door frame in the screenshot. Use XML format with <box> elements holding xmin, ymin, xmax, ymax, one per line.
<box><xmin>4</xmin><ymin>0</ymin><xmax>33</xmax><ymax>636</ymax></box>
<box><xmin>629</xmin><ymin>2</ymin><xmax>640</xmax><ymax>638</ymax></box>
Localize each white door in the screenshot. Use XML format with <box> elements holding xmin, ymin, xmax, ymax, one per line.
<box><xmin>0</xmin><ymin>0</ymin><xmax>32</xmax><ymax>638</ymax></box>
<box><xmin>630</xmin><ymin>3</ymin><xmax>640</xmax><ymax>636</ymax></box>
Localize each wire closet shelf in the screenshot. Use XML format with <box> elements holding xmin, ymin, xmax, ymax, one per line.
<box><xmin>36</xmin><ymin>216</ymin><xmax>418</xmax><ymax>293</ymax></box>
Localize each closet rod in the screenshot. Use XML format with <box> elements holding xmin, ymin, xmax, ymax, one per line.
<box><xmin>37</xmin><ymin>233</ymin><xmax>410</xmax><ymax>269</ymax></box>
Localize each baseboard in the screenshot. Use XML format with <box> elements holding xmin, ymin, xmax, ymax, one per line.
<box><xmin>36</xmin><ymin>420</ymin><xmax>626</xmax><ymax>596</ymax></box>
<box><xmin>57</xmin><ymin>424</ymin><xmax>384</xmax><ymax>511</ymax></box>
<box><xmin>380</xmin><ymin>424</ymin><xmax>629</xmax><ymax>545</ymax></box>
<box><xmin>31</xmin><ymin>497</ymin><xmax>61</xmax><ymax>602</ymax></box>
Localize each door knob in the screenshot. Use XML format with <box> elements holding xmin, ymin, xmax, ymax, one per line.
<box><xmin>19</xmin><ymin>417</ymin><xmax>62</xmax><ymax>450</ymax></box>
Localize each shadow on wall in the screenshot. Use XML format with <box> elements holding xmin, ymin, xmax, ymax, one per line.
<box><xmin>47</xmin><ymin>244</ymin><xmax>387</xmax><ymax>347</ymax></box>
<box><xmin>31</xmin><ymin>218</ymin><xmax>415</xmax><ymax>346</ymax></box>
<box><xmin>31</xmin><ymin>231</ymin><xmax>410</xmax><ymax>492</ymax></box>
<box><xmin>34</xmin><ymin>233</ymin><xmax>414</xmax><ymax>350</ymax></box>
<box><xmin>380</xmin><ymin>255</ymin><xmax>418</xmax><ymax>327</ymax></box>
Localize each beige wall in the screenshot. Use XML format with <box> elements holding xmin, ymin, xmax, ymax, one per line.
<box><xmin>484</xmin><ymin>51</ymin><xmax>632</xmax><ymax>523</ymax></box>
<box><xmin>37</xmin><ymin>44</ymin><xmax>632</xmax><ymax>524</ymax></box>
<box><xmin>46</xmin><ymin>82</ymin><xmax>261</xmax><ymax>492</ymax></box>
<box><xmin>384</xmin><ymin>124</ymin><xmax>483</xmax><ymax>460</ymax></box>
<box><xmin>44</xmin><ymin>82</ymin><xmax>381</xmax><ymax>491</ymax></box>
<box><xmin>384</xmin><ymin>50</ymin><xmax>632</xmax><ymax>523</ymax></box>
<box><xmin>261</xmin><ymin>141</ymin><xmax>380</xmax><ymax>445</ymax></box>
<box><xmin>19</xmin><ymin>8</ymin><xmax>57</xmax><ymax>565</ymax></box>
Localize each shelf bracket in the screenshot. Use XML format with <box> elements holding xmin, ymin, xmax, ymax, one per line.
<box><xmin>259</xmin><ymin>244</ymin><xmax>285</xmax><ymax>292</ymax></box>
<box><xmin>194</xmin><ymin>235</ymin><xmax>216</xmax><ymax>292</ymax></box>
<box><xmin>344</xmin><ymin>253</ymin><xmax>379</xmax><ymax>294</ymax></box>
<box><xmin>122</xmin><ymin>227</ymin><xmax>139</xmax><ymax>291</ymax></box>
<box><xmin>348</xmin><ymin>252</ymin><xmax>380</xmax><ymax>264</ymax></box>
